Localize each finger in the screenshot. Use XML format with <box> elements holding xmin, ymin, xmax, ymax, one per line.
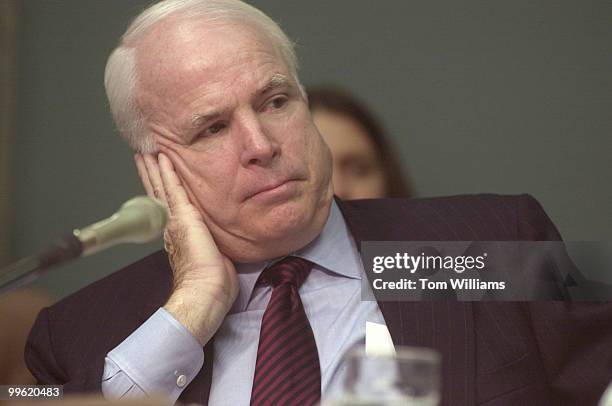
<box><xmin>158</xmin><ymin>152</ymin><xmax>221</xmax><ymax>260</ymax></box>
<box><xmin>163</xmin><ymin>228</ymin><xmax>173</xmax><ymax>253</ymax></box>
<box><xmin>134</xmin><ymin>154</ymin><xmax>155</xmax><ymax>198</ymax></box>
<box><xmin>159</xmin><ymin>146</ymin><xmax>203</xmax><ymax>214</ymax></box>
<box><xmin>142</xmin><ymin>153</ymin><xmax>168</xmax><ymax>205</ymax></box>
<box><xmin>158</xmin><ymin>152</ymin><xmax>192</xmax><ymax>212</ymax></box>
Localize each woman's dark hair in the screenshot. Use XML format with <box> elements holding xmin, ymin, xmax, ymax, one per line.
<box><xmin>307</xmin><ymin>86</ymin><xmax>413</xmax><ymax>198</ymax></box>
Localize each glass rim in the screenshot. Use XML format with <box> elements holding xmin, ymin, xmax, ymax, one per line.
<box><xmin>346</xmin><ymin>345</ymin><xmax>441</xmax><ymax>363</ymax></box>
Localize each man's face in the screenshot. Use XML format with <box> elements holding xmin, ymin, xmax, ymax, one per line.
<box><xmin>135</xmin><ymin>19</ymin><xmax>333</xmax><ymax>262</ymax></box>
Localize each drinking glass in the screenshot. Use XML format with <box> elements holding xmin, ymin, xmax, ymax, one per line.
<box><xmin>328</xmin><ymin>346</ymin><xmax>440</xmax><ymax>406</ymax></box>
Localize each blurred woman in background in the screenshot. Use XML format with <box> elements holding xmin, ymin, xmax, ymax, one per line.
<box><xmin>308</xmin><ymin>86</ymin><xmax>412</xmax><ymax>199</ymax></box>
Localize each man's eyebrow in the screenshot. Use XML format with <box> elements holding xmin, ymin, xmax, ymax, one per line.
<box><xmin>190</xmin><ymin>111</ymin><xmax>221</xmax><ymax>130</ymax></box>
<box><xmin>257</xmin><ymin>73</ymin><xmax>292</xmax><ymax>96</ymax></box>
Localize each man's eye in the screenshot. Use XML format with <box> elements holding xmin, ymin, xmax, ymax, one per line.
<box><xmin>204</xmin><ymin>122</ymin><xmax>226</xmax><ymax>136</ymax></box>
<box><xmin>265</xmin><ymin>96</ymin><xmax>288</xmax><ymax>111</ymax></box>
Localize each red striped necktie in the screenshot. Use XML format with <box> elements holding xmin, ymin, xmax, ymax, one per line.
<box><xmin>249</xmin><ymin>256</ymin><xmax>321</xmax><ymax>406</ymax></box>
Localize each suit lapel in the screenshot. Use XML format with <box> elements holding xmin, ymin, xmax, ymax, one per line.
<box><xmin>336</xmin><ymin>198</ymin><xmax>476</xmax><ymax>405</ymax></box>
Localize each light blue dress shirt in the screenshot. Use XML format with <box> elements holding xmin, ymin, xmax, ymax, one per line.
<box><xmin>102</xmin><ymin>201</ymin><xmax>387</xmax><ymax>405</ymax></box>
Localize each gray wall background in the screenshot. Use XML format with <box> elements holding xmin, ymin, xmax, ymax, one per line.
<box><xmin>7</xmin><ymin>0</ymin><xmax>612</xmax><ymax>299</ymax></box>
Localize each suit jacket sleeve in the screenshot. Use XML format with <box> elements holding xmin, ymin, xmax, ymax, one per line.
<box><xmin>25</xmin><ymin>307</ymin><xmax>104</xmax><ymax>393</ymax></box>
<box><xmin>25</xmin><ymin>307</ymin><xmax>66</xmax><ymax>385</ymax></box>
<box><xmin>518</xmin><ymin>194</ymin><xmax>612</xmax><ymax>404</ymax></box>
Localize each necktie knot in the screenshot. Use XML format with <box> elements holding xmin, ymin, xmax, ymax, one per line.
<box><xmin>257</xmin><ymin>256</ymin><xmax>312</xmax><ymax>289</ymax></box>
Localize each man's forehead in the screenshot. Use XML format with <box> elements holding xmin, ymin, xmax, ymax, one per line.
<box><xmin>136</xmin><ymin>18</ymin><xmax>287</xmax><ymax>90</ymax></box>
<box><xmin>134</xmin><ymin>17</ymin><xmax>295</xmax><ymax>116</ymax></box>
<box><xmin>136</xmin><ymin>16</ymin><xmax>277</xmax><ymax>68</ymax></box>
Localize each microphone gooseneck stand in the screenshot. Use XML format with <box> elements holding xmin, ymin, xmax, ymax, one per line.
<box><xmin>0</xmin><ymin>232</ymin><xmax>83</xmax><ymax>296</ymax></box>
<box><xmin>0</xmin><ymin>196</ymin><xmax>167</xmax><ymax>297</ymax></box>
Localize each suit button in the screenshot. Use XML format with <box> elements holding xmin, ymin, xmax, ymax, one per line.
<box><xmin>176</xmin><ymin>374</ymin><xmax>187</xmax><ymax>388</ymax></box>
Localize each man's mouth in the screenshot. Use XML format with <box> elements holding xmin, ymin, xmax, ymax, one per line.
<box><xmin>246</xmin><ymin>178</ymin><xmax>301</xmax><ymax>201</ymax></box>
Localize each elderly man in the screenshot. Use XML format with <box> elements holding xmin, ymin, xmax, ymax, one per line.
<box><xmin>26</xmin><ymin>0</ymin><xmax>612</xmax><ymax>405</ymax></box>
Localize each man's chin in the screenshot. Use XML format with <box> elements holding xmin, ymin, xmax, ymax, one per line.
<box><xmin>219</xmin><ymin>195</ymin><xmax>331</xmax><ymax>263</ymax></box>
<box><xmin>258</xmin><ymin>199</ymin><xmax>311</xmax><ymax>235</ymax></box>
<box><xmin>252</xmin><ymin>195</ymin><xmax>328</xmax><ymax>243</ymax></box>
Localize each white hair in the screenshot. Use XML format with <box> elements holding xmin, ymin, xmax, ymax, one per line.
<box><xmin>104</xmin><ymin>0</ymin><xmax>301</xmax><ymax>152</ymax></box>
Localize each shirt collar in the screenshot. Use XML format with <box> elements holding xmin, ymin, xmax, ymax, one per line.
<box><xmin>230</xmin><ymin>200</ymin><xmax>362</xmax><ymax>313</ymax></box>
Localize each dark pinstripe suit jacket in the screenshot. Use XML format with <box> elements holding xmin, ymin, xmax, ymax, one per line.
<box><xmin>26</xmin><ymin>194</ymin><xmax>612</xmax><ymax>405</ymax></box>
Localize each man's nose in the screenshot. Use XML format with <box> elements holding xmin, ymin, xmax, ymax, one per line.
<box><xmin>239</xmin><ymin>113</ymin><xmax>280</xmax><ymax>167</ymax></box>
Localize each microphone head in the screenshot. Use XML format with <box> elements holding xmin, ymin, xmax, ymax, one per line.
<box><xmin>76</xmin><ymin>196</ymin><xmax>168</xmax><ymax>256</ymax></box>
<box><xmin>118</xmin><ymin>196</ymin><xmax>168</xmax><ymax>243</ymax></box>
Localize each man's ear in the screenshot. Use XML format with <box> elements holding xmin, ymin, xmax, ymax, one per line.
<box><xmin>133</xmin><ymin>153</ymin><xmax>155</xmax><ymax>198</ymax></box>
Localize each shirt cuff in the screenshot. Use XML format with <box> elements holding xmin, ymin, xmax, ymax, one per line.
<box><xmin>106</xmin><ymin>307</ymin><xmax>205</xmax><ymax>401</ymax></box>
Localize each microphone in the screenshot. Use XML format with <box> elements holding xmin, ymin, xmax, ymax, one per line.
<box><xmin>74</xmin><ymin>196</ymin><xmax>167</xmax><ymax>257</ymax></box>
<box><xmin>0</xmin><ymin>196</ymin><xmax>167</xmax><ymax>295</ymax></box>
